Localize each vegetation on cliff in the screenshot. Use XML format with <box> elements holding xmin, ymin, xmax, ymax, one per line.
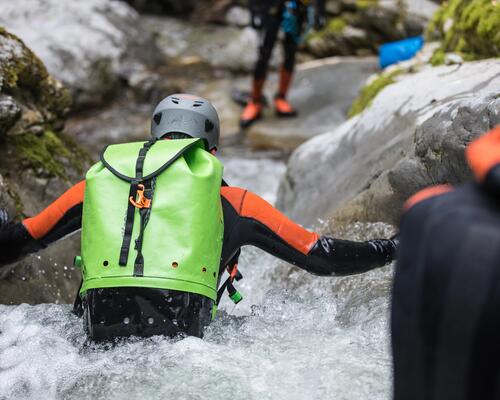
<box><xmin>427</xmin><ymin>0</ymin><xmax>500</xmax><ymax>63</ymax></box>
<box><xmin>348</xmin><ymin>69</ymin><xmax>402</xmax><ymax>117</ymax></box>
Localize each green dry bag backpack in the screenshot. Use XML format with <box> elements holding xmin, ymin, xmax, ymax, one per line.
<box><xmin>79</xmin><ymin>138</ymin><xmax>224</xmax><ymax>301</ymax></box>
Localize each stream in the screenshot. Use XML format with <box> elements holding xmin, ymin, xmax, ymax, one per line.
<box><xmin>0</xmin><ymin>147</ymin><xmax>395</xmax><ymax>400</ymax></box>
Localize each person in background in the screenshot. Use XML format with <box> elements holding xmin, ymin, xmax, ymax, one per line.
<box><xmin>392</xmin><ymin>125</ymin><xmax>500</xmax><ymax>400</ymax></box>
<box><xmin>240</xmin><ymin>0</ymin><xmax>326</xmax><ymax>127</ymax></box>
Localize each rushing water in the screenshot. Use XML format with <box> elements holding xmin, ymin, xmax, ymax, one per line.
<box><xmin>0</xmin><ymin>153</ymin><xmax>395</xmax><ymax>400</ymax></box>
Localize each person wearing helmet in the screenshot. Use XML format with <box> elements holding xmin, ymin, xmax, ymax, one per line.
<box><xmin>0</xmin><ymin>94</ymin><xmax>397</xmax><ymax>342</ymax></box>
<box><xmin>240</xmin><ymin>0</ymin><xmax>326</xmax><ymax>128</ymax></box>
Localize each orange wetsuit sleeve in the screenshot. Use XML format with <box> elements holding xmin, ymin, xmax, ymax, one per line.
<box><xmin>221</xmin><ymin>186</ymin><xmax>319</xmax><ymax>255</ymax></box>
<box><xmin>23</xmin><ymin>180</ymin><xmax>86</xmax><ymax>240</ymax></box>
<box><xmin>404</xmin><ymin>184</ymin><xmax>453</xmax><ymax>212</ymax></box>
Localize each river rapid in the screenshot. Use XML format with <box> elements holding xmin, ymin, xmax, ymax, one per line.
<box><xmin>0</xmin><ymin>151</ymin><xmax>395</xmax><ymax>400</ymax></box>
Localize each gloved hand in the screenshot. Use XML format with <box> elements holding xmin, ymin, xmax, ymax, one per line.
<box><xmin>0</xmin><ymin>208</ymin><xmax>9</xmax><ymax>228</ymax></box>
<box><xmin>251</xmin><ymin>12</ymin><xmax>264</xmax><ymax>29</ymax></box>
<box><xmin>314</xmin><ymin>14</ymin><xmax>326</xmax><ymax>30</ymax></box>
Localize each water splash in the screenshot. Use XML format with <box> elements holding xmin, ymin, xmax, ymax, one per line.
<box><xmin>0</xmin><ymin>154</ymin><xmax>394</xmax><ymax>400</ymax></box>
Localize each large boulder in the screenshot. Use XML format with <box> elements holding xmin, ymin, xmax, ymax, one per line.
<box><xmin>0</xmin><ymin>0</ymin><xmax>162</xmax><ymax>110</ymax></box>
<box><xmin>147</xmin><ymin>16</ymin><xmax>279</xmax><ymax>73</ymax></box>
<box><xmin>0</xmin><ymin>29</ymin><xmax>89</xmax><ymax>304</ymax></box>
<box><xmin>245</xmin><ymin>56</ymin><xmax>379</xmax><ymax>151</ymax></box>
<box><xmin>277</xmin><ymin>59</ymin><xmax>500</xmax><ymax>227</ymax></box>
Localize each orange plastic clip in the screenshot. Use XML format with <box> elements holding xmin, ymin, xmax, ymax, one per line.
<box><xmin>129</xmin><ymin>184</ymin><xmax>151</xmax><ymax>209</ymax></box>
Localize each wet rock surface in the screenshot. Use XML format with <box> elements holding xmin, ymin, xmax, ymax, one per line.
<box><xmin>245</xmin><ymin>56</ymin><xmax>379</xmax><ymax>151</ymax></box>
<box><xmin>0</xmin><ymin>28</ymin><xmax>88</xmax><ymax>304</ymax></box>
<box><xmin>277</xmin><ymin>59</ymin><xmax>500</xmax><ymax>227</ymax></box>
<box><xmin>147</xmin><ymin>16</ymin><xmax>280</xmax><ymax>73</ymax></box>
<box><xmin>0</xmin><ymin>0</ymin><xmax>163</xmax><ymax>110</ymax></box>
<box><xmin>306</xmin><ymin>0</ymin><xmax>439</xmax><ymax>58</ymax></box>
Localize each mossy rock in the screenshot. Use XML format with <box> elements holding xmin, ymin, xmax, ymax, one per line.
<box><xmin>0</xmin><ymin>27</ymin><xmax>89</xmax><ymax>217</ymax></box>
<box><xmin>6</xmin><ymin>130</ymin><xmax>90</xmax><ymax>181</ymax></box>
<box><xmin>0</xmin><ymin>27</ymin><xmax>71</xmax><ymax>134</ymax></box>
<box><xmin>348</xmin><ymin>68</ymin><xmax>403</xmax><ymax>117</ymax></box>
<box><xmin>427</xmin><ymin>0</ymin><xmax>500</xmax><ymax>61</ymax></box>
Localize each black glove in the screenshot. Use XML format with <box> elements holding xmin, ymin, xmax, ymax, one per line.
<box><xmin>0</xmin><ymin>208</ymin><xmax>45</xmax><ymax>266</ymax></box>
<box><xmin>314</xmin><ymin>14</ymin><xmax>326</xmax><ymax>30</ymax></box>
<box><xmin>251</xmin><ymin>11</ymin><xmax>264</xmax><ymax>29</ymax></box>
<box><xmin>0</xmin><ymin>208</ymin><xmax>9</xmax><ymax>227</ymax></box>
<box><xmin>305</xmin><ymin>235</ymin><xmax>398</xmax><ymax>276</ymax></box>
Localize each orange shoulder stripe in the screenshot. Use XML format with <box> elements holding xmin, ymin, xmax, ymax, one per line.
<box><xmin>23</xmin><ymin>180</ymin><xmax>86</xmax><ymax>240</ymax></box>
<box><xmin>222</xmin><ymin>186</ymin><xmax>319</xmax><ymax>255</ymax></box>
<box><xmin>404</xmin><ymin>184</ymin><xmax>453</xmax><ymax>211</ymax></box>
<box><xmin>466</xmin><ymin>125</ymin><xmax>500</xmax><ymax>182</ymax></box>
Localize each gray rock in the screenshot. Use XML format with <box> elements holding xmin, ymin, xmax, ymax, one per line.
<box><xmin>0</xmin><ymin>0</ymin><xmax>161</xmax><ymax>109</ymax></box>
<box><xmin>246</xmin><ymin>57</ymin><xmax>379</xmax><ymax>151</ymax></box>
<box><xmin>225</xmin><ymin>6</ymin><xmax>251</xmax><ymax>27</ymax></box>
<box><xmin>0</xmin><ymin>28</ymin><xmax>88</xmax><ymax>304</ymax></box>
<box><xmin>0</xmin><ymin>95</ymin><xmax>21</xmax><ymax>133</ymax></box>
<box><xmin>405</xmin><ymin>0</ymin><xmax>440</xmax><ymax>21</ymax></box>
<box><xmin>148</xmin><ymin>16</ymin><xmax>280</xmax><ymax>72</ymax></box>
<box><xmin>277</xmin><ymin>60</ymin><xmax>500</xmax><ymax>227</ymax></box>
<box><xmin>445</xmin><ymin>53</ymin><xmax>464</xmax><ymax>65</ymax></box>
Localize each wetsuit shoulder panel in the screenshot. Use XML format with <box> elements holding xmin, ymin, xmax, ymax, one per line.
<box><xmin>23</xmin><ymin>180</ymin><xmax>85</xmax><ymax>240</ymax></box>
<box><xmin>404</xmin><ymin>184</ymin><xmax>454</xmax><ymax>212</ymax></box>
<box><xmin>466</xmin><ymin>125</ymin><xmax>500</xmax><ymax>182</ymax></box>
<box><xmin>221</xmin><ymin>186</ymin><xmax>318</xmax><ymax>255</ymax></box>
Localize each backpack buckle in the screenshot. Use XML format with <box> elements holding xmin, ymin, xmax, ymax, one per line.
<box><xmin>129</xmin><ymin>184</ymin><xmax>151</xmax><ymax>209</ymax></box>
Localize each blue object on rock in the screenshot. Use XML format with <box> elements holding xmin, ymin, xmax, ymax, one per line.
<box><xmin>379</xmin><ymin>36</ymin><xmax>424</xmax><ymax>69</ymax></box>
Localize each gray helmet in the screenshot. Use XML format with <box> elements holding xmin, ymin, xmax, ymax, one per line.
<box><xmin>151</xmin><ymin>94</ymin><xmax>220</xmax><ymax>150</ymax></box>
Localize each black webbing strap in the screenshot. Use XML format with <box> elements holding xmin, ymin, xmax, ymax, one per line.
<box><xmin>133</xmin><ymin>178</ymin><xmax>155</xmax><ymax>276</ymax></box>
<box><xmin>119</xmin><ymin>140</ymin><xmax>156</xmax><ymax>266</ymax></box>
<box><xmin>216</xmin><ymin>251</ymin><xmax>243</xmax><ymax>306</ymax></box>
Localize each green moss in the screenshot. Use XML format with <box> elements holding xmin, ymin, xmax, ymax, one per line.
<box><xmin>6</xmin><ymin>185</ymin><xmax>25</xmax><ymax>218</ymax></box>
<box><xmin>309</xmin><ymin>16</ymin><xmax>347</xmax><ymax>41</ymax></box>
<box><xmin>348</xmin><ymin>69</ymin><xmax>403</xmax><ymax>117</ymax></box>
<box><xmin>0</xmin><ymin>28</ymin><xmax>71</xmax><ymax>125</ymax></box>
<box><xmin>430</xmin><ymin>48</ymin><xmax>446</xmax><ymax>66</ymax></box>
<box><xmin>427</xmin><ymin>0</ymin><xmax>500</xmax><ymax>60</ymax></box>
<box><xmin>356</xmin><ymin>0</ymin><xmax>378</xmax><ymax>10</ymax></box>
<box><xmin>7</xmin><ymin>130</ymin><xmax>90</xmax><ymax>180</ymax></box>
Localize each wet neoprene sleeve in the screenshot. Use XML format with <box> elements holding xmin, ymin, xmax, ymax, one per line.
<box><xmin>220</xmin><ymin>187</ymin><xmax>397</xmax><ymax>275</ymax></box>
<box><xmin>0</xmin><ymin>223</ymin><xmax>44</xmax><ymax>265</ymax></box>
<box><xmin>0</xmin><ymin>182</ymin><xmax>396</xmax><ymax>275</ymax></box>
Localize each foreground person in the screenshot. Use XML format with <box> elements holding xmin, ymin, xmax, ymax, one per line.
<box><xmin>240</xmin><ymin>0</ymin><xmax>326</xmax><ymax>127</ymax></box>
<box><xmin>392</xmin><ymin>125</ymin><xmax>500</xmax><ymax>400</ymax></box>
<box><xmin>0</xmin><ymin>94</ymin><xmax>397</xmax><ymax>341</ymax></box>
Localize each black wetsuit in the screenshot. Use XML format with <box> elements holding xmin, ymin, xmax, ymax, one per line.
<box><xmin>392</xmin><ymin>126</ymin><xmax>500</xmax><ymax>400</ymax></box>
<box><xmin>0</xmin><ymin>181</ymin><xmax>395</xmax><ymax>341</ymax></box>
<box><xmin>252</xmin><ymin>0</ymin><xmax>325</xmax><ymax>81</ymax></box>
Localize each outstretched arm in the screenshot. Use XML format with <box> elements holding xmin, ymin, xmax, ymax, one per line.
<box><xmin>221</xmin><ymin>187</ymin><xmax>397</xmax><ymax>276</ymax></box>
<box><xmin>0</xmin><ymin>180</ymin><xmax>85</xmax><ymax>266</ymax></box>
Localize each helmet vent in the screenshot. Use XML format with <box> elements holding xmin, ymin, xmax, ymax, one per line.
<box><xmin>153</xmin><ymin>113</ymin><xmax>162</xmax><ymax>125</ymax></box>
<box><xmin>171</xmin><ymin>97</ymin><xmax>180</xmax><ymax>104</ymax></box>
<box><xmin>193</xmin><ymin>101</ymin><xmax>204</xmax><ymax>107</ymax></box>
<box><xmin>205</xmin><ymin>119</ymin><xmax>214</xmax><ymax>132</ymax></box>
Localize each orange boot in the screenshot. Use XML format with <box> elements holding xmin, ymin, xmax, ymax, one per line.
<box><xmin>240</xmin><ymin>78</ymin><xmax>265</xmax><ymax>128</ymax></box>
<box><xmin>240</xmin><ymin>101</ymin><xmax>263</xmax><ymax>128</ymax></box>
<box><xmin>275</xmin><ymin>67</ymin><xmax>297</xmax><ymax>117</ymax></box>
